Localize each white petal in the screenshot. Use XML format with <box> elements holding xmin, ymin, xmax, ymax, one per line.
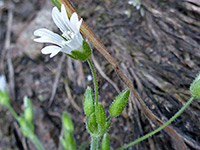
<box><xmin>41</xmin><ymin>46</ymin><xmax>61</xmax><ymax>58</ymax></box>
<box><xmin>76</xmin><ymin>33</ymin><xmax>84</xmax><ymax>45</ymax></box>
<box><xmin>52</xmin><ymin>7</ymin><xmax>67</xmax><ymax>33</ymax></box>
<box><xmin>0</xmin><ymin>75</ymin><xmax>7</xmax><ymax>92</ymax></box>
<box><xmin>61</xmin><ymin>4</ymin><xmax>73</xmax><ymax>31</ymax></box>
<box><xmin>77</xmin><ymin>18</ymin><xmax>83</xmax><ymax>31</ymax></box>
<box><xmin>70</xmin><ymin>12</ymin><xmax>81</xmax><ymax>33</ymax></box>
<box><xmin>34</xmin><ymin>28</ymin><xmax>63</xmax><ymax>46</ymax></box>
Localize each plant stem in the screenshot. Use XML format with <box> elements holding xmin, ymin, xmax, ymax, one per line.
<box><xmin>87</xmin><ymin>58</ymin><xmax>99</xmax><ymax>106</ymax></box>
<box><xmin>7</xmin><ymin>104</ymin><xmax>18</xmax><ymax>120</ymax></box>
<box><xmin>119</xmin><ymin>97</ymin><xmax>195</xmax><ymax>150</ymax></box>
<box><xmin>30</xmin><ymin>135</ymin><xmax>45</xmax><ymax>150</ymax></box>
<box><xmin>91</xmin><ymin>136</ymin><xmax>100</xmax><ymax>150</ymax></box>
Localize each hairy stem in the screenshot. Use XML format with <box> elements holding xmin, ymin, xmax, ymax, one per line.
<box><xmin>87</xmin><ymin>58</ymin><xmax>98</xmax><ymax>106</ymax></box>
<box><xmin>90</xmin><ymin>136</ymin><xmax>100</xmax><ymax>150</ymax></box>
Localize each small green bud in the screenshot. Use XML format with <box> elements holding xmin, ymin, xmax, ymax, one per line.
<box><xmin>109</xmin><ymin>89</ymin><xmax>130</xmax><ymax>117</ymax></box>
<box><xmin>84</xmin><ymin>86</ymin><xmax>95</xmax><ymax>116</ymax></box>
<box><xmin>96</xmin><ymin>104</ymin><xmax>106</xmax><ymax>127</ymax></box>
<box><xmin>62</xmin><ymin>112</ymin><xmax>74</xmax><ymax>133</ymax></box>
<box><xmin>190</xmin><ymin>73</ymin><xmax>200</xmax><ymax>98</ymax></box>
<box><xmin>68</xmin><ymin>40</ymin><xmax>92</xmax><ymax>61</ymax></box>
<box><xmin>101</xmin><ymin>133</ymin><xmax>110</xmax><ymax>150</ymax></box>
<box><xmin>24</xmin><ymin>96</ymin><xmax>33</xmax><ymax>123</ymax></box>
<box><xmin>86</xmin><ymin>112</ymin><xmax>98</xmax><ymax>134</ymax></box>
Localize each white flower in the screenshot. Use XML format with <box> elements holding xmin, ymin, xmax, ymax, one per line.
<box><xmin>34</xmin><ymin>4</ymin><xmax>83</xmax><ymax>58</ymax></box>
<box><xmin>0</xmin><ymin>75</ymin><xmax>7</xmax><ymax>92</ymax></box>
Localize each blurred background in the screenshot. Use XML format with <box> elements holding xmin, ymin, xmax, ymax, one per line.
<box><xmin>0</xmin><ymin>0</ymin><xmax>200</xmax><ymax>149</ymax></box>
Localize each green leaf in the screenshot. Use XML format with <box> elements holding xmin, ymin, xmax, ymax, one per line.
<box><xmin>109</xmin><ymin>89</ymin><xmax>130</xmax><ymax>117</ymax></box>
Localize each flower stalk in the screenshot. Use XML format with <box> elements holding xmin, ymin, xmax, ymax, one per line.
<box><xmin>119</xmin><ymin>96</ymin><xmax>195</xmax><ymax>150</ymax></box>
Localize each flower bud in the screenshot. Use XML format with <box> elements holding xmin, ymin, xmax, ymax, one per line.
<box><xmin>109</xmin><ymin>89</ymin><xmax>130</xmax><ymax>117</ymax></box>
<box><xmin>24</xmin><ymin>96</ymin><xmax>33</xmax><ymax>123</ymax></box>
<box><xmin>62</xmin><ymin>112</ymin><xmax>74</xmax><ymax>133</ymax></box>
<box><xmin>0</xmin><ymin>75</ymin><xmax>10</xmax><ymax>107</ymax></box>
<box><xmin>69</xmin><ymin>40</ymin><xmax>92</xmax><ymax>61</ymax></box>
<box><xmin>86</xmin><ymin>112</ymin><xmax>98</xmax><ymax>134</ymax></box>
<box><xmin>101</xmin><ymin>133</ymin><xmax>110</xmax><ymax>150</ymax></box>
<box><xmin>84</xmin><ymin>86</ymin><xmax>95</xmax><ymax>116</ymax></box>
<box><xmin>190</xmin><ymin>73</ymin><xmax>200</xmax><ymax>98</ymax></box>
<box><xmin>95</xmin><ymin>104</ymin><xmax>106</xmax><ymax>127</ymax></box>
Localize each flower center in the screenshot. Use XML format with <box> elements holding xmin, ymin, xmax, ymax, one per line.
<box><xmin>61</xmin><ymin>31</ymin><xmax>75</xmax><ymax>46</ymax></box>
<box><xmin>62</xmin><ymin>31</ymin><xmax>75</xmax><ymax>41</ymax></box>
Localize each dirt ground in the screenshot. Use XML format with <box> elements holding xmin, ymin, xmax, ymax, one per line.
<box><xmin>0</xmin><ymin>0</ymin><xmax>200</xmax><ymax>150</ymax></box>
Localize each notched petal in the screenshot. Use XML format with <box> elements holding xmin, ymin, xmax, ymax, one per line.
<box><xmin>41</xmin><ymin>46</ymin><xmax>61</xmax><ymax>58</ymax></box>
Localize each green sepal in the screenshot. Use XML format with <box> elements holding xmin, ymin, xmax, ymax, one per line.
<box><xmin>190</xmin><ymin>73</ymin><xmax>200</xmax><ymax>99</ymax></box>
<box><xmin>101</xmin><ymin>133</ymin><xmax>110</xmax><ymax>150</ymax></box>
<box><xmin>60</xmin><ymin>137</ymin><xmax>68</xmax><ymax>150</ymax></box>
<box><xmin>24</xmin><ymin>96</ymin><xmax>33</xmax><ymax>123</ymax></box>
<box><xmin>17</xmin><ymin>115</ymin><xmax>34</xmax><ymax>138</ymax></box>
<box><xmin>67</xmin><ymin>40</ymin><xmax>92</xmax><ymax>61</ymax></box>
<box><xmin>62</xmin><ymin>112</ymin><xmax>74</xmax><ymax>133</ymax></box>
<box><xmin>99</xmin><ymin>121</ymin><xmax>111</xmax><ymax>136</ymax></box>
<box><xmin>86</xmin><ymin>112</ymin><xmax>98</xmax><ymax>134</ymax></box>
<box><xmin>95</xmin><ymin>104</ymin><xmax>106</xmax><ymax>127</ymax></box>
<box><xmin>109</xmin><ymin>89</ymin><xmax>130</xmax><ymax>117</ymax></box>
<box><xmin>63</xmin><ymin>131</ymin><xmax>76</xmax><ymax>150</ymax></box>
<box><xmin>84</xmin><ymin>86</ymin><xmax>95</xmax><ymax>116</ymax></box>
<box><xmin>0</xmin><ymin>91</ymin><xmax>10</xmax><ymax>107</ymax></box>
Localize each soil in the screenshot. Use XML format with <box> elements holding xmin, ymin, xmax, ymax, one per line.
<box><xmin>0</xmin><ymin>0</ymin><xmax>200</xmax><ymax>150</ymax></box>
